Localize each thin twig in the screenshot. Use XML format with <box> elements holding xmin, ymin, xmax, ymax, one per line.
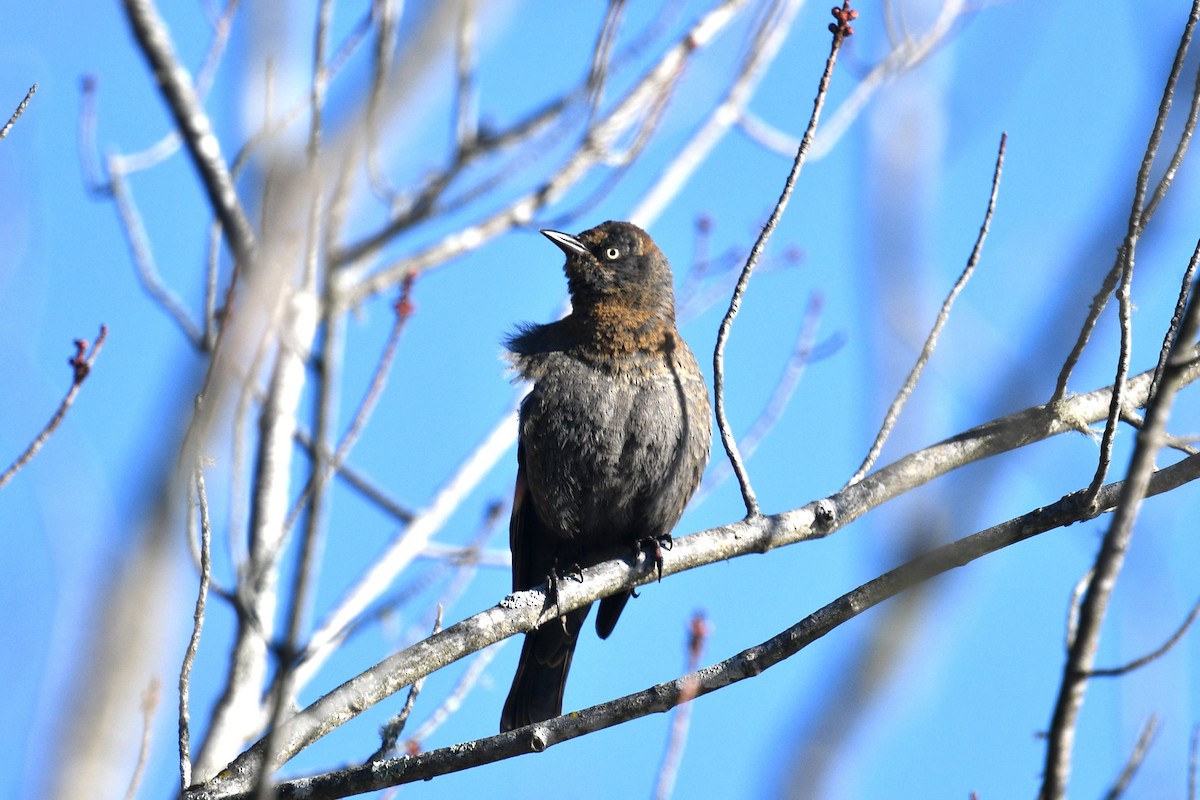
<box><xmin>807</xmin><ymin>0</ymin><xmax>967</xmax><ymax>161</ymax></box>
<box><xmin>653</xmin><ymin>611</ymin><xmax>710</xmax><ymax>800</ymax></box>
<box><xmin>325</xmin><ymin>504</ymin><xmax>505</xmax><ymax>653</ymax></box>
<box><xmin>1085</xmin><ymin>242</ymin><xmax>1136</xmax><ymax>505</ymax></box>
<box><xmin>0</xmin><ymin>83</ymin><xmax>37</xmax><ymax>142</ymax></box>
<box><xmin>1119</xmin><ymin>408</ymin><xmax>1200</xmax><ymax>456</ymax></box>
<box><xmin>180</xmin><ymin>464</ymin><xmax>214</xmax><ymax>790</ymax></box>
<box><xmin>325</xmin><ymin>6</ymin><xmax>375</xmax><ymax>81</ymax></box>
<box><xmin>630</xmin><ymin>0</ymin><xmax>805</xmax><ymax>227</ymax></box>
<box><xmin>284</xmin><ymin>276</ymin><xmax>416</xmax><ymax>534</ymax></box>
<box><xmin>1189</xmin><ymin>725</ymin><xmax>1199</xmax><ymax>800</ymax></box>
<box><xmin>402</xmin><ymin>642</ymin><xmax>505</xmax><ymax>750</ymax></box>
<box><xmin>77</xmin><ymin>76</ymin><xmax>106</xmax><ymax>195</ymax></box>
<box><xmin>120</xmin><ymin>0</ymin><xmax>257</xmax><ymax>264</ymax></box>
<box><xmin>1054</xmin><ymin>264</ymin><xmax>1122</xmax><ymax>404</ymax></box>
<box><xmin>537</xmin><ymin>68</ymin><xmax>677</xmax><ymax>228</ymax></box>
<box><xmin>107</xmin><ymin>158</ymin><xmax>204</xmax><ymax>345</ymax></box>
<box><xmin>1052</xmin><ymin>3</ymin><xmax>1200</xmax><ymax>404</ymax></box>
<box><xmin>0</xmin><ymin>325</ymin><xmax>108</xmax><ymax>490</ymax></box>
<box><xmin>372</xmin><ymin>607</ymin><xmax>444</xmax><ymax>762</ymax></box>
<box><xmin>418</xmin><ymin>543</ymin><xmax>509</xmax><ymax>568</ymax></box>
<box><xmin>695</xmin><ymin>293</ymin><xmax>829</xmax><ymax>504</ymax></box>
<box><xmin>365</xmin><ymin>0</ymin><xmax>402</xmax><ymax>203</ymax></box>
<box><xmin>411</xmin><ymin>501</ymin><xmax>507</xmax><ymax>635</ymax></box>
<box><xmin>844</xmin><ymin>131</ymin><xmax>1006</xmax><ymax>489</ymax></box>
<box><xmin>288</xmin><ymin>398</ymin><xmax>522</xmax><ymax>696</ymax></box>
<box><xmin>713</xmin><ymin>4</ymin><xmax>854</xmax><ymax>518</ymax></box>
<box><xmin>1087</xmin><ymin>594</ymin><xmax>1200</xmax><ymax>677</ymax></box>
<box><xmin>586</xmin><ymin>0</ymin><xmax>626</xmax><ymax>114</ymax></box>
<box><xmin>677</xmin><ymin>239</ymin><xmax>805</xmax><ymax>325</ymax></box>
<box><xmin>1103</xmin><ymin>716</ymin><xmax>1158</xmax><ymax>800</ymax></box>
<box><xmin>1142</xmin><ymin>34</ymin><xmax>1200</xmax><ymax>225</ymax></box>
<box><xmin>453</xmin><ymin>0</ymin><xmax>478</xmax><ymax>150</ymax></box>
<box><xmin>124</xmin><ymin>678</ymin><xmax>162</xmax><ymax>800</ymax></box>
<box><xmin>1150</xmin><ymin>235</ymin><xmax>1200</xmax><ymax>401</ymax></box>
<box><xmin>114</xmin><ymin>0</ymin><xmax>241</xmax><ymax>176</ymax></box>
<box><xmin>293</xmin><ymin>427</ymin><xmax>415</xmax><ymax>523</ymax></box>
<box><xmin>359</xmin><ymin>89</ymin><xmax>570</xmax><ymax>251</ymax></box>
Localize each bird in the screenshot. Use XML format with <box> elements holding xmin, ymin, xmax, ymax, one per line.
<box><xmin>500</xmin><ymin>220</ymin><xmax>712</xmax><ymax>733</ymax></box>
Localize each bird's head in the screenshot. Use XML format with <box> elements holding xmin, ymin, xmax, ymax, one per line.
<box><xmin>541</xmin><ymin>221</ymin><xmax>677</xmax><ymax>323</ymax></box>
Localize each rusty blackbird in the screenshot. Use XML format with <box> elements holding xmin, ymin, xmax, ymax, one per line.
<box><xmin>500</xmin><ymin>220</ymin><xmax>712</xmax><ymax>732</ymax></box>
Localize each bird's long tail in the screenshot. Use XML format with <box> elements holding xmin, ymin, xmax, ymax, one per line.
<box><xmin>500</xmin><ymin>604</ymin><xmax>590</xmax><ymax>732</ymax></box>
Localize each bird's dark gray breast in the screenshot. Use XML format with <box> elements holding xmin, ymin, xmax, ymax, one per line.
<box><xmin>516</xmin><ymin>346</ymin><xmax>710</xmax><ymax>548</ymax></box>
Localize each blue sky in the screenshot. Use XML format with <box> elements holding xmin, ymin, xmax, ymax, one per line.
<box><xmin>2</xmin><ymin>1</ymin><xmax>1199</xmax><ymax>798</ymax></box>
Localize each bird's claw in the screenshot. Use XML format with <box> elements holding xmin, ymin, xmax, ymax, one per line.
<box><xmin>547</xmin><ymin>562</ymin><xmax>584</xmax><ymax>626</ymax></box>
<box><xmin>634</xmin><ymin>534</ymin><xmax>673</xmax><ymax>582</ymax></box>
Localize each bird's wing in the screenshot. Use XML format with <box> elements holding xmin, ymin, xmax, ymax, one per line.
<box><xmin>509</xmin><ymin>443</ymin><xmax>532</xmax><ymax>592</ymax></box>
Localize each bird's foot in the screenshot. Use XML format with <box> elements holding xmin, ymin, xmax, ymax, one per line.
<box><xmin>546</xmin><ymin>562</ymin><xmax>584</xmax><ymax>626</ymax></box>
<box><xmin>634</xmin><ymin>534</ymin><xmax>673</xmax><ymax>582</ymax></box>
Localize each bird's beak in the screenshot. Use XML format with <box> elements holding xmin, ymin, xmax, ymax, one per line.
<box><xmin>540</xmin><ymin>229</ymin><xmax>589</xmax><ymax>258</ymax></box>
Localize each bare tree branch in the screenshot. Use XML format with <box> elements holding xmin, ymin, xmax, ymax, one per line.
<box><xmin>0</xmin><ymin>325</ymin><xmax>108</xmax><ymax>490</ymax></box>
<box><xmin>286</xmin><ymin>279</ymin><xmax>416</xmax><ymax>534</ymax></box>
<box><xmin>1190</xmin><ymin>724</ymin><xmax>1199</xmax><ymax>800</ymax></box>
<box><xmin>372</xmin><ymin>607</ymin><xmax>443</xmax><ymax>762</ymax></box>
<box><xmin>290</xmin><ymin>400</ymin><xmax>522</xmax><ymax>694</ymax></box>
<box><xmin>124</xmin><ymin>678</ymin><xmax>161</xmax><ymax>800</ymax></box>
<box><xmin>341</xmin><ymin>0</ymin><xmax>750</xmax><ymax>306</ymax></box>
<box><xmin>1103</xmin><ymin>716</ymin><xmax>1158</xmax><ymax>800</ymax></box>
<box><xmin>191</xmin><ymin>359</ymin><xmax>1200</xmax><ymax>795</ymax></box>
<box><xmin>180</xmin><ymin>464</ymin><xmax>214</xmax><ymax>790</ymax></box>
<box><xmin>1087</xmin><ymin>594</ymin><xmax>1200</xmax><ymax>678</ymax></box>
<box><xmin>844</xmin><ymin>132</ymin><xmax>1006</xmax><ymax>488</ymax></box>
<box><xmin>190</xmin><ymin>451</ymin><xmax>1200</xmax><ymax>799</ymax></box>
<box><xmin>0</xmin><ymin>83</ymin><xmax>37</xmax><ymax>142</ymax></box>
<box><xmin>808</xmin><ymin>0</ymin><xmax>965</xmax><ymax>160</ymax></box>
<box><xmin>115</xmin><ymin>0</ymin><xmax>241</xmax><ymax>176</ymax></box>
<box><xmin>1041</xmin><ymin>4</ymin><xmax>1200</xmax><ymax>786</ymax></box>
<box><xmin>653</xmin><ymin>612</ymin><xmax>710</xmax><ymax>800</ymax></box>
<box><xmin>106</xmin><ymin>159</ymin><xmax>204</xmax><ymax>346</ymax></box>
<box><xmin>630</xmin><ymin>0</ymin><xmax>804</xmax><ymax>227</ymax></box>
<box><xmin>714</xmin><ymin>4</ymin><xmax>854</xmax><ymax>518</ymax></box>
<box><xmin>120</xmin><ymin>0</ymin><xmax>257</xmax><ymax>264</ymax></box>
<box><xmin>253</xmin><ymin>4</ymin><xmax>339</xmax><ymax>794</ymax></box>
<box><xmin>1150</xmin><ymin>231</ymin><xmax>1200</xmax><ymax>401</ymax></box>
<box><xmin>696</xmin><ymin>292</ymin><xmax>827</xmax><ymax>504</ymax></box>
<box><xmin>1051</xmin><ymin>3</ymin><xmax>1200</xmax><ymax>404</ymax></box>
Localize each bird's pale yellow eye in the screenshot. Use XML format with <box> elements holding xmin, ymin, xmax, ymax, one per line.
<box><xmin>604</xmin><ymin>247</ymin><xmax>620</xmax><ymax>260</ymax></box>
